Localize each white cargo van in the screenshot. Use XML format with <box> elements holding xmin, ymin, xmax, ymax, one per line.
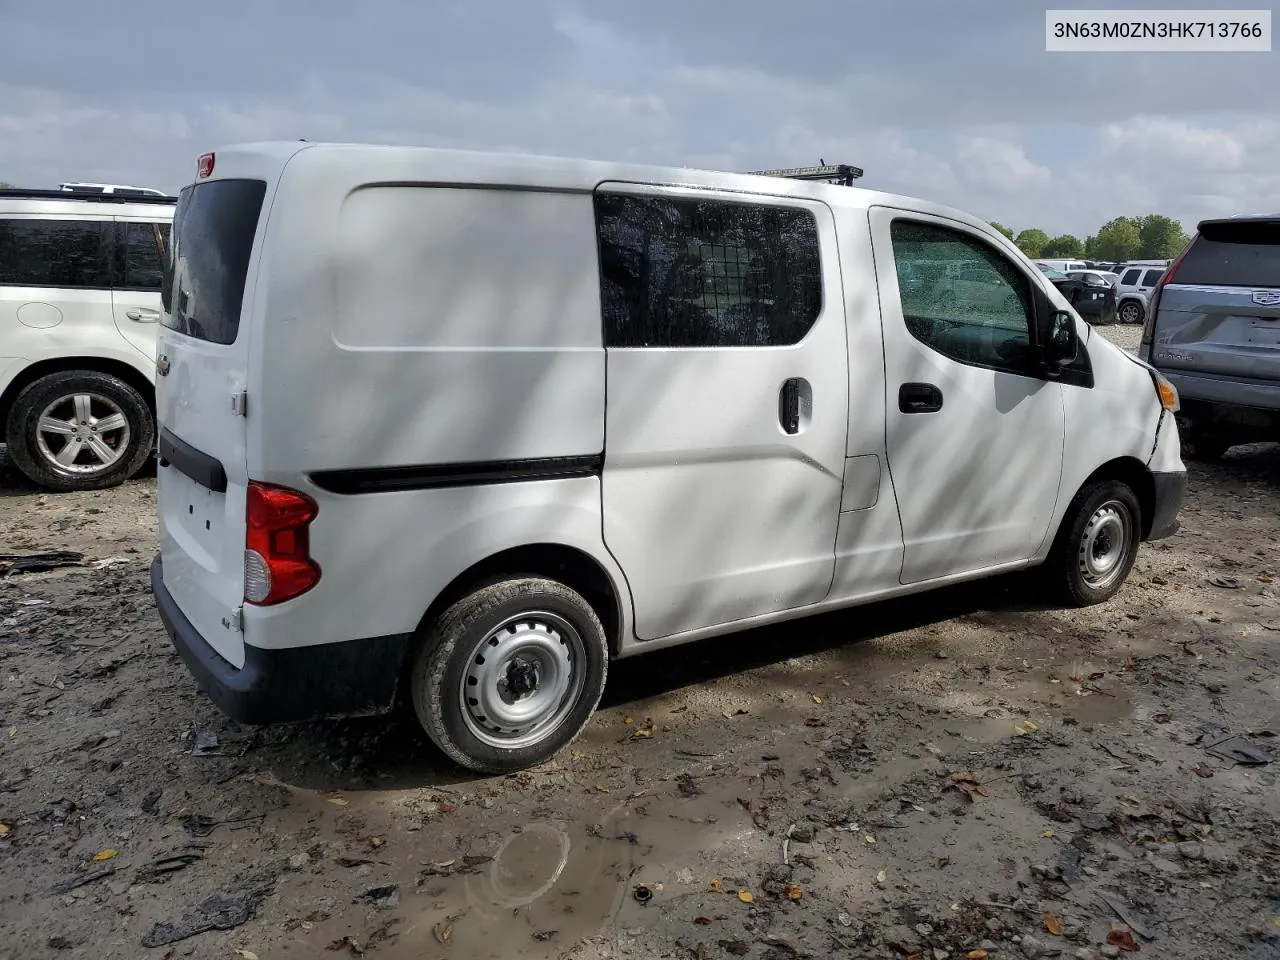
<box><xmin>151</xmin><ymin>142</ymin><xmax>1187</xmax><ymax>773</ymax></box>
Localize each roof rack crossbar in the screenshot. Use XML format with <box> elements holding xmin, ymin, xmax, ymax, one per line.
<box><xmin>0</xmin><ymin>188</ymin><xmax>176</xmax><ymax>205</ymax></box>
<box><xmin>747</xmin><ymin>163</ymin><xmax>864</xmax><ymax>187</ymax></box>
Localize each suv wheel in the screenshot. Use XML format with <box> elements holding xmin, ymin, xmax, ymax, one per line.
<box><xmin>4</xmin><ymin>370</ymin><xmax>155</xmax><ymax>492</ymax></box>
<box><xmin>1118</xmin><ymin>300</ymin><xmax>1144</xmax><ymax>324</ymax></box>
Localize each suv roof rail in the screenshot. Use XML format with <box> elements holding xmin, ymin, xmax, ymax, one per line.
<box><xmin>747</xmin><ymin>163</ymin><xmax>864</xmax><ymax>186</ymax></box>
<box><xmin>0</xmin><ymin>188</ymin><xmax>176</xmax><ymax>205</ymax></box>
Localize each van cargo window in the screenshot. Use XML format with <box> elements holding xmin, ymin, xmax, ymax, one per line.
<box><xmin>594</xmin><ymin>193</ymin><xmax>822</xmax><ymax>347</ymax></box>
<box><xmin>1173</xmin><ymin>221</ymin><xmax>1280</xmax><ymax>288</ymax></box>
<box><xmin>162</xmin><ymin>178</ymin><xmax>266</xmax><ymax>344</ymax></box>
<box><xmin>0</xmin><ymin>219</ymin><xmax>112</xmax><ymax>288</ymax></box>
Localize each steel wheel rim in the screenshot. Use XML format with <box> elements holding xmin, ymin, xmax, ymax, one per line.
<box><xmin>1078</xmin><ymin>500</ymin><xmax>1132</xmax><ymax>589</ymax></box>
<box><xmin>459</xmin><ymin>611</ymin><xmax>587</xmax><ymax>750</ymax></box>
<box><xmin>35</xmin><ymin>393</ymin><xmax>130</xmax><ymax>474</ymax></box>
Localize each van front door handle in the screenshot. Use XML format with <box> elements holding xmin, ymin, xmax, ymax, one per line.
<box><xmin>899</xmin><ymin>382</ymin><xmax>943</xmax><ymax>414</ymax></box>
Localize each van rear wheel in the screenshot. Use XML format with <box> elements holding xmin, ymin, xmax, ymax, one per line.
<box><xmin>1044</xmin><ymin>480</ymin><xmax>1141</xmax><ymax>607</ymax></box>
<box><xmin>4</xmin><ymin>370</ymin><xmax>154</xmax><ymax>492</ymax></box>
<box><xmin>410</xmin><ymin>578</ymin><xmax>609</xmax><ymax>774</ymax></box>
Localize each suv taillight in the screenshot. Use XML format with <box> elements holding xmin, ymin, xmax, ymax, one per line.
<box><xmin>1142</xmin><ymin>243</ymin><xmax>1192</xmax><ymax>347</ymax></box>
<box><xmin>244</xmin><ymin>482</ymin><xmax>320</xmax><ymax>606</ymax></box>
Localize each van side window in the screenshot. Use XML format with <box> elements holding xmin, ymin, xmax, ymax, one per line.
<box><xmin>119</xmin><ymin>222</ymin><xmax>171</xmax><ymax>291</ymax></box>
<box><xmin>1121</xmin><ymin>269</ymin><xmax>1141</xmax><ymax>285</ymax></box>
<box><xmin>0</xmin><ymin>219</ymin><xmax>111</xmax><ymax>288</ymax></box>
<box><xmin>889</xmin><ymin>219</ymin><xmax>1035</xmax><ymax>373</ymax></box>
<box><xmin>594</xmin><ymin>193</ymin><xmax>822</xmax><ymax>347</ymax></box>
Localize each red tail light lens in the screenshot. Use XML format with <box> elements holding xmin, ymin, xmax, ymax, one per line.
<box><xmin>1142</xmin><ymin>243</ymin><xmax>1192</xmax><ymax>346</ymax></box>
<box><xmin>244</xmin><ymin>482</ymin><xmax>320</xmax><ymax>606</ymax></box>
<box><xmin>197</xmin><ymin>153</ymin><xmax>215</xmax><ymax>178</ymax></box>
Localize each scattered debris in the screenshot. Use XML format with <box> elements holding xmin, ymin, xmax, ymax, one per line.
<box><xmin>49</xmin><ymin>867</ymin><xmax>116</xmax><ymax>894</ymax></box>
<box><xmin>948</xmin><ymin>771</ymin><xmax>991</xmax><ymax>801</ymax></box>
<box><xmin>0</xmin><ymin>552</ymin><xmax>84</xmax><ymax>576</ymax></box>
<box><xmin>140</xmin><ymin>868</ymin><xmax>281</xmax><ymax>947</ymax></box>
<box><xmin>1204</xmin><ymin>735</ymin><xmax>1274</xmax><ymax>767</ymax></box>
<box><xmin>634</xmin><ymin>884</ymin><xmax>653</xmax><ymax>904</ymax></box>
<box><xmin>190</xmin><ymin>728</ymin><xmax>221</xmax><ymax>757</ymax></box>
<box><xmin>135</xmin><ymin>848</ymin><xmax>206</xmax><ymax>884</ymax></box>
<box><xmin>354</xmin><ymin>885</ymin><xmax>399</xmax><ymax>910</ymax></box>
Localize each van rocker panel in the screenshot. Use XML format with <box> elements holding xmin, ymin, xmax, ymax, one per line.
<box><xmin>152</xmin><ymin>556</ymin><xmax>409</xmax><ymax>723</ymax></box>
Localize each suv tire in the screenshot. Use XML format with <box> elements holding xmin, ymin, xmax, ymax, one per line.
<box><xmin>4</xmin><ymin>370</ymin><xmax>155</xmax><ymax>492</ymax></box>
<box><xmin>410</xmin><ymin>577</ymin><xmax>609</xmax><ymax>774</ymax></box>
<box><xmin>1118</xmin><ymin>300</ymin><xmax>1144</xmax><ymax>325</ymax></box>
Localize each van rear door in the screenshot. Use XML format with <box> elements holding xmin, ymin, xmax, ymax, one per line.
<box><xmin>155</xmin><ymin>170</ymin><xmax>270</xmax><ymax>669</ymax></box>
<box><xmin>1151</xmin><ymin>218</ymin><xmax>1280</xmax><ymax>382</ymax></box>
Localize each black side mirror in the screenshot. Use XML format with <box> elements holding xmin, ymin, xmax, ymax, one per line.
<box><xmin>1043</xmin><ymin>310</ymin><xmax>1080</xmax><ymax>369</ymax></box>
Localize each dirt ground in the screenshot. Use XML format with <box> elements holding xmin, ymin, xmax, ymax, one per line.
<box><xmin>2</xmin><ymin>325</ymin><xmax>1278</xmax><ymax>960</ymax></box>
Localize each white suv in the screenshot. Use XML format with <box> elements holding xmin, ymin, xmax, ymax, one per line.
<box><xmin>1115</xmin><ymin>262</ymin><xmax>1168</xmax><ymax>324</ymax></box>
<box><xmin>1</xmin><ymin>188</ymin><xmax>175</xmax><ymax>490</ymax></box>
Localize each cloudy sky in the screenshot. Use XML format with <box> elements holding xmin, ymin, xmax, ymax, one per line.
<box><xmin>0</xmin><ymin>0</ymin><xmax>1272</xmax><ymax>238</ymax></box>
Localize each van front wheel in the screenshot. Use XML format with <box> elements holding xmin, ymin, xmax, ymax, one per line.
<box><xmin>410</xmin><ymin>578</ymin><xmax>609</xmax><ymax>774</ymax></box>
<box><xmin>1045</xmin><ymin>480</ymin><xmax>1141</xmax><ymax>607</ymax></box>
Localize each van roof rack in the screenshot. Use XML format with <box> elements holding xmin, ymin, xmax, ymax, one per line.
<box><xmin>747</xmin><ymin>163</ymin><xmax>864</xmax><ymax>186</ymax></box>
<box><xmin>0</xmin><ymin>188</ymin><xmax>176</xmax><ymax>205</ymax></box>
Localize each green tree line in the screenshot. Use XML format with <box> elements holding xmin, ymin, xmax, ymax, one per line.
<box><xmin>987</xmin><ymin>215</ymin><xmax>1190</xmax><ymax>262</ymax></box>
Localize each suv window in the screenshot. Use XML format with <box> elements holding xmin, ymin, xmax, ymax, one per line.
<box><xmin>594</xmin><ymin>193</ymin><xmax>822</xmax><ymax>347</ymax></box>
<box><xmin>890</xmin><ymin>219</ymin><xmax>1034</xmax><ymax>373</ymax></box>
<box><xmin>163</xmin><ymin>179</ymin><xmax>267</xmax><ymax>345</ymax></box>
<box><xmin>1120</xmin><ymin>269</ymin><xmax>1141</xmax><ymax>285</ymax></box>
<box><xmin>1141</xmin><ymin>268</ymin><xmax>1164</xmax><ymax>286</ymax></box>
<box><xmin>0</xmin><ymin>218</ymin><xmax>112</xmax><ymax>288</ymax></box>
<box><xmin>120</xmin><ymin>222</ymin><xmax>171</xmax><ymax>291</ymax></box>
<box><xmin>1174</xmin><ymin>221</ymin><xmax>1280</xmax><ymax>287</ymax></box>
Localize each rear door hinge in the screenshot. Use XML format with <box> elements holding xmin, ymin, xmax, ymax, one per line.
<box><xmin>223</xmin><ymin>607</ymin><xmax>243</xmax><ymax>632</ymax></box>
<box><xmin>231</xmin><ymin>390</ymin><xmax>248</xmax><ymax>417</ymax></box>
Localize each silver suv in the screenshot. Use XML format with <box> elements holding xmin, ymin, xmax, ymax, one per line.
<box><xmin>1140</xmin><ymin>215</ymin><xmax>1279</xmax><ymax>459</ymax></box>
<box><xmin>1115</xmin><ymin>262</ymin><xmax>1167</xmax><ymax>324</ymax></box>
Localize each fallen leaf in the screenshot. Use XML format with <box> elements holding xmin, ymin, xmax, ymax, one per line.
<box><xmin>737</xmin><ymin>890</ymin><xmax>754</xmax><ymax>904</ymax></box>
<box><xmin>326</xmin><ymin>937</ymin><xmax>364</xmax><ymax>956</ymax></box>
<box><xmin>948</xmin><ymin>772</ymin><xmax>990</xmax><ymax>801</ymax></box>
<box><xmin>594</xmin><ymin>785</ymin><xmax>609</xmax><ymax>794</ymax></box>
<box><xmin>92</xmin><ymin>849</ymin><xmax>117</xmax><ymax>862</ymax></box>
<box><xmin>1259</xmin><ymin>574</ymin><xmax>1274</xmax><ymax>584</ymax></box>
<box><xmin>1024</xmin><ymin>720</ymin><xmax>1039</xmax><ymax>732</ymax></box>
<box><xmin>235</xmin><ymin>951</ymin><xmax>260</xmax><ymax>960</ymax></box>
<box><xmin>865</xmin><ymin>833</ymin><xmax>876</xmax><ymax>844</ymax></box>
<box><xmin>708</xmin><ymin>879</ymin><xmax>722</xmax><ymax>894</ymax></box>
<box><xmin>694</xmin><ymin>916</ymin><xmax>713</xmax><ymax>925</ymax></box>
<box><xmin>803</xmin><ymin>718</ymin><xmax>826</xmax><ymax>728</ymax></box>
<box><xmin>1043</xmin><ymin>831</ymin><xmax>1055</xmax><ymax>839</ymax></box>
<box><xmin>1106</xmin><ymin>922</ymin><xmax>1141</xmax><ymax>952</ymax></box>
<box><xmin>1209</xmin><ymin>575</ymin><xmax>1243</xmax><ymax>589</ymax></box>
<box><xmin>369</xmin><ymin>837</ymin><xmax>384</xmax><ymax>848</ymax></box>
<box><xmin>1121</xmin><ymin>794</ymin><xmax>1143</xmax><ymax>806</ymax></box>
<box><xmin>722</xmin><ymin>708</ymin><xmax>749</xmax><ymax>719</ymax></box>
<box><xmin>623</xmin><ymin>715</ymin><xmax>634</xmax><ymax>725</ymax></box>
<box><xmin>967</xmin><ymin>952</ymin><xmax>990</xmax><ymax>959</ymax></box>
<box><xmin>431</xmin><ymin>922</ymin><xmax>453</xmax><ymax>945</ymax></box>
<box><xmin>328</xmin><ymin>796</ymin><xmax>349</xmax><ymax>807</ymax></box>
<box><xmin>1044</xmin><ymin>914</ymin><xmax>1063</xmax><ymax>936</ymax></box>
<box><xmin>0</xmin><ymin>824</ymin><xmax>10</xmax><ymax>837</ymax></box>
<box><xmin>785</xmin><ymin>884</ymin><xmax>803</xmax><ymax>901</ymax></box>
<box><xmin>812</xmin><ymin>695</ymin><xmax>824</xmax><ymax>705</ymax></box>
<box><xmin>875</xmin><ymin>869</ymin><xmax>887</xmax><ymax>886</ymax></box>
<box><xmin>671</xmin><ymin>705</ymin><xmax>689</xmax><ymax>714</ymax></box>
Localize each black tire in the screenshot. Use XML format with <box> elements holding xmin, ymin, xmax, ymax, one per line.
<box><xmin>4</xmin><ymin>370</ymin><xmax>154</xmax><ymax>492</ymax></box>
<box><xmin>1044</xmin><ymin>480</ymin><xmax>1142</xmax><ymax>607</ymax></box>
<box><xmin>1185</xmin><ymin>432</ymin><xmax>1231</xmax><ymax>462</ymax></box>
<box><xmin>1117</xmin><ymin>300</ymin><xmax>1144</xmax><ymax>325</ymax></box>
<box><xmin>410</xmin><ymin>578</ymin><xmax>609</xmax><ymax>774</ymax></box>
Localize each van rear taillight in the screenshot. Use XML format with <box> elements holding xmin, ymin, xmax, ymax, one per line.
<box><xmin>244</xmin><ymin>482</ymin><xmax>320</xmax><ymax>606</ymax></box>
<box><xmin>197</xmin><ymin>153</ymin><xmax>215</xmax><ymax>178</ymax></box>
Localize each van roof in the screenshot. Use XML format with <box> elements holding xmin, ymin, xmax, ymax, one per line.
<box><xmin>193</xmin><ymin>140</ymin><xmax>1011</xmax><ymax>242</ymax></box>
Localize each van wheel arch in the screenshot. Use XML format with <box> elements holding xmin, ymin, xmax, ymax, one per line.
<box><xmin>411</xmin><ymin>544</ymin><xmax>624</xmax><ymax>663</ymax></box>
<box><xmin>1057</xmin><ymin>457</ymin><xmax>1156</xmax><ymax>543</ymax></box>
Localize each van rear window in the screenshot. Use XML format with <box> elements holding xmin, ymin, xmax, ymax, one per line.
<box><xmin>1175</xmin><ymin>220</ymin><xmax>1280</xmax><ymax>288</ymax></box>
<box><xmin>162</xmin><ymin>178</ymin><xmax>266</xmax><ymax>344</ymax></box>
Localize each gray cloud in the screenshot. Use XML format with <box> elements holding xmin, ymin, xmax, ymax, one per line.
<box><xmin>0</xmin><ymin>0</ymin><xmax>1272</xmax><ymax>236</ymax></box>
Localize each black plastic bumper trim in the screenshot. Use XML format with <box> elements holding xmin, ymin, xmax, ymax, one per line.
<box><xmin>151</xmin><ymin>555</ymin><xmax>410</xmax><ymax>724</ymax></box>
<box><xmin>1147</xmin><ymin>470</ymin><xmax>1187</xmax><ymax>541</ymax></box>
<box><xmin>310</xmin><ymin>454</ymin><xmax>603</xmax><ymax>495</ymax></box>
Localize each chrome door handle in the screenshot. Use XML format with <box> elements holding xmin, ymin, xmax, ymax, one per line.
<box><xmin>126</xmin><ymin>308</ymin><xmax>160</xmax><ymax>322</ymax></box>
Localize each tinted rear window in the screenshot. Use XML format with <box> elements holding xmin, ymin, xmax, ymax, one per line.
<box><xmin>1175</xmin><ymin>221</ymin><xmax>1280</xmax><ymax>287</ymax></box>
<box><xmin>0</xmin><ymin>219</ymin><xmax>111</xmax><ymax>288</ymax></box>
<box><xmin>162</xmin><ymin>178</ymin><xmax>267</xmax><ymax>344</ymax></box>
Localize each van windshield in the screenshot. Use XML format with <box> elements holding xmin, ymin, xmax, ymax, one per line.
<box><xmin>1175</xmin><ymin>220</ymin><xmax>1280</xmax><ymax>288</ymax></box>
<box><xmin>162</xmin><ymin>178</ymin><xmax>266</xmax><ymax>345</ymax></box>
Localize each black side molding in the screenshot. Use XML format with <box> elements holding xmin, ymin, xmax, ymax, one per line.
<box><xmin>158</xmin><ymin>427</ymin><xmax>228</xmax><ymax>493</ymax></box>
<box><xmin>311</xmin><ymin>454</ymin><xmax>603</xmax><ymax>495</ymax></box>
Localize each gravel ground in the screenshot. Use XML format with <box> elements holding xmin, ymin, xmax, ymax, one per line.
<box><xmin>2</xmin><ymin>326</ymin><xmax>1277</xmax><ymax>960</ymax></box>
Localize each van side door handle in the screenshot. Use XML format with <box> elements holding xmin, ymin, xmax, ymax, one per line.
<box><xmin>126</xmin><ymin>308</ymin><xmax>160</xmax><ymax>323</ymax></box>
<box><xmin>899</xmin><ymin>382</ymin><xmax>943</xmax><ymax>414</ymax></box>
<box><xmin>778</xmin><ymin>377</ymin><xmax>811</xmax><ymax>435</ymax></box>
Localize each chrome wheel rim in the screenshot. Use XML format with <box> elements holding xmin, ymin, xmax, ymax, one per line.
<box><xmin>35</xmin><ymin>393</ymin><xmax>130</xmax><ymax>474</ymax></box>
<box><xmin>459</xmin><ymin>611</ymin><xmax>586</xmax><ymax>750</ymax></box>
<box><xmin>1078</xmin><ymin>500</ymin><xmax>1133</xmax><ymax>589</ymax></box>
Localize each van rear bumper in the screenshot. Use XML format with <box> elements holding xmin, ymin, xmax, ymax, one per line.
<box><xmin>151</xmin><ymin>555</ymin><xmax>411</xmax><ymax>724</ymax></box>
<box><xmin>1147</xmin><ymin>470</ymin><xmax>1186</xmax><ymax>542</ymax></box>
